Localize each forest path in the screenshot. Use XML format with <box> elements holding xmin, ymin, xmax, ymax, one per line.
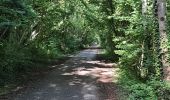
<box><xmin>12</xmin><ymin>48</ymin><xmax>120</xmax><ymax>100</ymax></box>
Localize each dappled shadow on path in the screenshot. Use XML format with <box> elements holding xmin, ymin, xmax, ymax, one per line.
<box><xmin>6</xmin><ymin>49</ymin><xmax>120</xmax><ymax>100</ymax></box>
<box><xmin>61</xmin><ymin>60</ymin><xmax>118</xmax><ymax>83</ymax></box>
<box><xmin>58</xmin><ymin>59</ymin><xmax>119</xmax><ymax>100</ymax></box>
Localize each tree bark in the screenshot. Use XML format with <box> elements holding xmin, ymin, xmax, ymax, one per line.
<box><xmin>157</xmin><ymin>0</ymin><xmax>170</xmax><ymax>81</ymax></box>
<box><xmin>140</xmin><ymin>0</ymin><xmax>148</xmax><ymax>78</ymax></box>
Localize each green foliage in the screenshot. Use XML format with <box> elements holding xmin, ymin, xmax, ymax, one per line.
<box><xmin>147</xmin><ymin>79</ymin><xmax>170</xmax><ymax>100</ymax></box>
<box><xmin>0</xmin><ymin>43</ymin><xmax>30</xmax><ymax>85</ymax></box>
<box><xmin>114</xmin><ymin>0</ymin><xmax>164</xmax><ymax>81</ymax></box>
<box><xmin>0</xmin><ymin>0</ymin><xmax>97</xmax><ymax>87</ymax></box>
<box><xmin>119</xmin><ymin>70</ymin><xmax>170</xmax><ymax>99</ymax></box>
<box><xmin>113</xmin><ymin>0</ymin><xmax>170</xmax><ymax>99</ymax></box>
<box><xmin>128</xmin><ymin>83</ymin><xmax>156</xmax><ymax>100</ymax></box>
<box><xmin>0</xmin><ymin>0</ymin><xmax>36</xmax><ymax>86</ymax></box>
<box><xmin>0</xmin><ymin>0</ymin><xmax>170</xmax><ymax>98</ymax></box>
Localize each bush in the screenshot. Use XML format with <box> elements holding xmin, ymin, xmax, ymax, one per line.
<box><xmin>147</xmin><ymin>79</ymin><xmax>170</xmax><ymax>100</ymax></box>
<box><xmin>119</xmin><ymin>69</ymin><xmax>170</xmax><ymax>100</ymax></box>
<box><xmin>0</xmin><ymin>42</ymin><xmax>37</xmax><ymax>86</ymax></box>
<box><xmin>119</xmin><ymin>73</ymin><xmax>170</xmax><ymax>100</ymax></box>
<box><xmin>128</xmin><ymin>83</ymin><xmax>157</xmax><ymax>100</ymax></box>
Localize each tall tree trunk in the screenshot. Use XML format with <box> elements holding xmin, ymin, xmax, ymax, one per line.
<box><xmin>141</xmin><ymin>0</ymin><xmax>148</xmax><ymax>68</ymax></box>
<box><xmin>157</xmin><ymin>0</ymin><xmax>170</xmax><ymax>81</ymax></box>
<box><xmin>141</xmin><ymin>0</ymin><xmax>148</xmax><ymax>78</ymax></box>
<box><xmin>141</xmin><ymin>0</ymin><xmax>154</xmax><ymax>79</ymax></box>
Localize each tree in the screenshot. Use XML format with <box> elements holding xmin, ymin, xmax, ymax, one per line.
<box><xmin>156</xmin><ymin>0</ymin><xmax>170</xmax><ymax>81</ymax></box>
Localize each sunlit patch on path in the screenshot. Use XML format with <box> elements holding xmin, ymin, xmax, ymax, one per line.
<box><xmin>10</xmin><ymin>48</ymin><xmax>120</xmax><ymax>100</ymax></box>
<box><xmin>62</xmin><ymin>61</ymin><xmax>119</xmax><ymax>83</ymax></box>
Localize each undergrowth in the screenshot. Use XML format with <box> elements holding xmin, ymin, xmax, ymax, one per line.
<box><xmin>118</xmin><ymin>70</ymin><xmax>170</xmax><ymax>100</ymax></box>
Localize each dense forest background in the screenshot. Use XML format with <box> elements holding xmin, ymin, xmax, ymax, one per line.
<box><xmin>0</xmin><ymin>0</ymin><xmax>170</xmax><ymax>99</ymax></box>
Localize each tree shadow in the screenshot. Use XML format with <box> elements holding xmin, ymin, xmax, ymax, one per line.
<box><xmin>54</xmin><ymin>58</ymin><xmax>120</xmax><ymax>100</ymax></box>
<box><xmin>2</xmin><ymin>49</ymin><xmax>121</xmax><ymax>100</ymax></box>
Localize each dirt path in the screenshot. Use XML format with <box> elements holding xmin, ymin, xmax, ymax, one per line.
<box><xmin>8</xmin><ymin>49</ymin><xmax>120</xmax><ymax>100</ymax></box>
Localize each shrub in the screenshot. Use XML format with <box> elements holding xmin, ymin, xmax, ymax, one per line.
<box><xmin>128</xmin><ymin>83</ymin><xmax>157</xmax><ymax>100</ymax></box>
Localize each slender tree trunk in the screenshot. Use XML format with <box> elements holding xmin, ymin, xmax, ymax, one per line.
<box><xmin>157</xmin><ymin>0</ymin><xmax>170</xmax><ymax>81</ymax></box>
<box><xmin>141</xmin><ymin>0</ymin><xmax>147</xmax><ymax>68</ymax></box>
<box><xmin>140</xmin><ymin>0</ymin><xmax>148</xmax><ymax>78</ymax></box>
<box><xmin>141</xmin><ymin>0</ymin><xmax>154</xmax><ymax>79</ymax></box>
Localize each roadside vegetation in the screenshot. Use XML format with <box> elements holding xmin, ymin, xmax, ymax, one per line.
<box><xmin>1</xmin><ymin>0</ymin><xmax>170</xmax><ymax>99</ymax></box>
